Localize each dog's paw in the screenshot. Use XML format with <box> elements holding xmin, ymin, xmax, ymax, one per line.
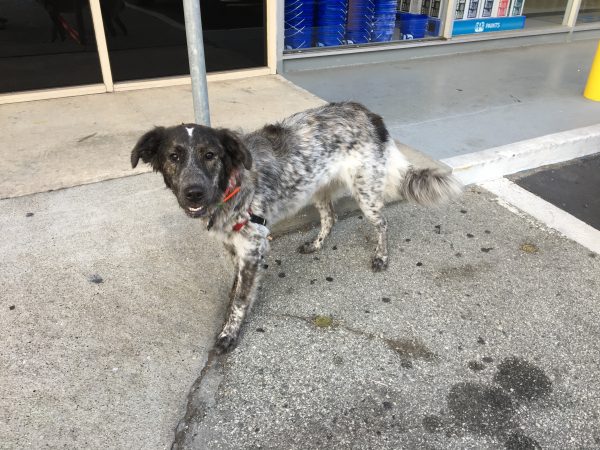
<box><xmin>215</xmin><ymin>333</ymin><xmax>238</xmax><ymax>354</ymax></box>
<box><xmin>298</xmin><ymin>241</ymin><xmax>318</xmax><ymax>254</ymax></box>
<box><xmin>371</xmin><ymin>256</ymin><xmax>388</xmax><ymax>272</ymax></box>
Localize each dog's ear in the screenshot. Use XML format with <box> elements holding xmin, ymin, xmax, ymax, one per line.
<box><xmin>218</xmin><ymin>129</ymin><xmax>252</xmax><ymax>170</ymax></box>
<box><xmin>131</xmin><ymin>127</ymin><xmax>166</xmax><ymax>169</ymax></box>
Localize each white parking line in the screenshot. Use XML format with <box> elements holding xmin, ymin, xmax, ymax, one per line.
<box><xmin>481</xmin><ymin>177</ymin><xmax>600</xmax><ymax>254</ymax></box>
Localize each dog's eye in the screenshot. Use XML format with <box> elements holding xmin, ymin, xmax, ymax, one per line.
<box><xmin>205</xmin><ymin>152</ymin><xmax>215</xmax><ymax>161</ymax></box>
<box><xmin>169</xmin><ymin>153</ymin><xmax>179</xmax><ymax>163</ymax></box>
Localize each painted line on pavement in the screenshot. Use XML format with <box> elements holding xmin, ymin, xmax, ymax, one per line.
<box><xmin>443</xmin><ymin>124</ymin><xmax>600</xmax><ymax>185</ymax></box>
<box><xmin>481</xmin><ymin>177</ymin><xmax>600</xmax><ymax>254</ymax></box>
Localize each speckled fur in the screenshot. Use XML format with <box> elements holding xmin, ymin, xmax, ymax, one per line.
<box><xmin>131</xmin><ymin>102</ymin><xmax>462</xmax><ymax>353</ymax></box>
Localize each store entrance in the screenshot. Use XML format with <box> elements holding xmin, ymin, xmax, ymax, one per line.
<box><xmin>100</xmin><ymin>0</ymin><xmax>267</xmax><ymax>83</ymax></box>
<box><xmin>0</xmin><ymin>0</ymin><xmax>267</xmax><ymax>95</ymax></box>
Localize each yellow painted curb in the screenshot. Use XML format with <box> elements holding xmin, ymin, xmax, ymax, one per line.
<box><xmin>584</xmin><ymin>41</ymin><xmax>600</xmax><ymax>101</ymax></box>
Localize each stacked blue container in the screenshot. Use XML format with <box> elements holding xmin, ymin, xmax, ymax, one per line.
<box><xmin>285</xmin><ymin>0</ymin><xmax>316</xmax><ymax>49</ymax></box>
<box><xmin>346</xmin><ymin>0</ymin><xmax>375</xmax><ymax>44</ymax></box>
<box><xmin>371</xmin><ymin>0</ymin><xmax>397</xmax><ymax>42</ymax></box>
<box><xmin>316</xmin><ymin>0</ymin><xmax>349</xmax><ymax>47</ymax></box>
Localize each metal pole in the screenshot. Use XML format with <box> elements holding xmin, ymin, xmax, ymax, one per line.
<box><xmin>182</xmin><ymin>0</ymin><xmax>211</xmax><ymax>126</ymax></box>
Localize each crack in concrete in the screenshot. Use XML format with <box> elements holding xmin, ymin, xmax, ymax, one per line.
<box><xmin>171</xmin><ymin>348</ymin><xmax>227</xmax><ymax>450</ymax></box>
<box><xmin>170</xmin><ymin>307</ymin><xmax>439</xmax><ymax>448</ymax></box>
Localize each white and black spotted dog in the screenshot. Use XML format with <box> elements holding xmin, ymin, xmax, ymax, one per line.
<box><xmin>131</xmin><ymin>102</ymin><xmax>462</xmax><ymax>353</ymax></box>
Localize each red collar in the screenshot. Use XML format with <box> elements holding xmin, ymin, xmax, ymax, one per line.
<box><xmin>222</xmin><ymin>170</ymin><xmax>240</xmax><ymax>204</ymax></box>
<box><xmin>232</xmin><ymin>216</ymin><xmax>249</xmax><ymax>232</ymax></box>
<box><xmin>216</xmin><ymin>170</ymin><xmax>267</xmax><ymax>233</ymax></box>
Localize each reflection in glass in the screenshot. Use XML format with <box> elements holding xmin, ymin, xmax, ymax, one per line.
<box><xmin>101</xmin><ymin>0</ymin><xmax>266</xmax><ymax>82</ymax></box>
<box><xmin>0</xmin><ymin>0</ymin><xmax>102</xmax><ymax>93</ymax></box>
<box><xmin>577</xmin><ymin>0</ymin><xmax>600</xmax><ymax>23</ymax></box>
<box><xmin>522</xmin><ymin>0</ymin><xmax>569</xmax><ymax>28</ymax></box>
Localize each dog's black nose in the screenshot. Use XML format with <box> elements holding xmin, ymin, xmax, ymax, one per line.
<box><xmin>184</xmin><ymin>186</ymin><xmax>204</xmax><ymax>203</ymax></box>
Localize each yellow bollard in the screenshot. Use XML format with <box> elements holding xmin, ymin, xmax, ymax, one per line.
<box><xmin>584</xmin><ymin>41</ymin><xmax>600</xmax><ymax>101</ymax></box>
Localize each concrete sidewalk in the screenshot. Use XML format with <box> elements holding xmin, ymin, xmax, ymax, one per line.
<box><xmin>0</xmin><ymin>75</ymin><xmax>324</xmax><ymax>200</ymax></box>
<box><xmin>0</xmin><ymin>174</ymin><xmax>230</xmax><ymax>448</ymax></box>
<box><xmin>2</xmin><ymin>39</ymin><xmax>600</xmax><ymax>449</ymax></box>
<box><xmin>285</xmin><ymin>39</ymin><xmax>600</xmax><ymax>161</ymax></box>
<box><xmin>175</xmin><ymin>188</ymin><xmax>600</xmax><ymax>449</ymax></box>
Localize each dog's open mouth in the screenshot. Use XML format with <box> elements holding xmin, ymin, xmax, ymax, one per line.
<box><xmin>185</xmin><ymin>205</ymin><xmax>207</xmax><ymax>218</ymax></box>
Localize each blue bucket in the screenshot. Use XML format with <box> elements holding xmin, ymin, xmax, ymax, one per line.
<box><xmin>285</xmin><ymin>0</ymin><xmax>316</xmax><ymax>48</ymax></box>
<box><xmin>396</xmin><ymin>12</ymin><xmax>428</xmax><ymax>39</ymax></box>
<box><xmin>316</xmin><ymin>0</ymin><xmax>348</xmax><ymax>46</ymax></box>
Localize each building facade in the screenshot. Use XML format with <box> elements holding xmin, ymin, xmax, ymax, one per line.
<box><xmin>1</xmin><ymin>0</ymin><xmax>599</xmax><ymax>104</ymax></box>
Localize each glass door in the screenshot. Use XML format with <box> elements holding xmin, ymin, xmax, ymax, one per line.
<box><xmin>0</xmin><ymin>0</ymin><xmax>103</xmax><ymax>93</ymax></box>
<box><xmin>100</xmin><ymin>0</ymin><xmax>267</xmax><ymax>83</ymax></box>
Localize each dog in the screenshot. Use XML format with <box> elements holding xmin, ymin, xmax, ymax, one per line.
<box><xmin>131</xmin><ymin>102</ymin><xmax>462</xmax><ymax>353</ymax></box>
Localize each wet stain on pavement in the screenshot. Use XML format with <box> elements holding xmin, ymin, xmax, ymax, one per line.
<box><xmin>384</xmin><ymin>338</ymin><xmax>437</xmax><ymax>361</ymax></box>
<box><xmin>400</xmin><ymin>359</ymin><xmax>413</xmax><ymax>369</ymax></box>
<box><xmin>447</xmin><ymin>382</ymin><xmax>515</xmax><ymax>435</ymax></box>
<box><xmin>504</xmin><ymin>430</ymin><xmax>542</xmax><ymax>449</ymax></box>
<box><xmin>468</xmin><ymin>360</ymin><xmax>485</xmax><ymax>371</ymax></box>
<box><xmin>436</xmin><ymin>263</ymin><xmax>487</xmax><ymax>282</ymax></box>
<box><xmin>494</xmin><ymin>357</ymin><xmax>552</xmax><ymax>400</ymax></box>
<box><xmin>423</xmin><ymin>414</ymin><xmax>444</xmax><ymax>433</ymax></box>
<box><xmin>88</xmin><ymin>274</ymin><xmax>103</xmax><ymax>284</ymax></box>
<box><xmin>424</xmin><ymin>357</ymin><xmax>551</xmax><ymax>446</ymax></box>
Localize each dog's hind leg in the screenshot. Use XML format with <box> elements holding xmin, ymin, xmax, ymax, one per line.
<box><xmin>351</xmin><ymin>173</ymin><xmax>389</xmax><ymax>272</ymax></box>
<box><xmin>298</xmin><ymin>193</ymin><xmax>336</xmax><ymax>254</ymax></box>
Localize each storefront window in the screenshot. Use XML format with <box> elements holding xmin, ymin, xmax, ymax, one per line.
<box><xmin>101</xmin><ymin>0</ymin><xmax>266</xmax><ymax>82</ymax></box>
<box><xmin>577</xmin><ymin>0</ymin><xmax>600</xmax><ymax>24</ymax></box>
<box><xmin>284</xmin><ymin>0</ymin><xmax>445</xmax><ymax>51</ymax></box>
<box><xmin>522</xmin><ymin>0</ymin><xmax>569</xmax><ymax>29</ymax></box>
<box><xmin>0</xmin><ymin>1</ymin><xmax>103</xmax><ymax>93</ymax></box>
<box><xmin>452</xmin><ymin>0</ymin><xmax>570</xmax><ymax>36</ymax></box>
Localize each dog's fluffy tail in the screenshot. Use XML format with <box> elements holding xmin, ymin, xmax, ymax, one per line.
<box><xmin>400</xmin><ymin>167</ymin><xmax>463</xmax><ymax>206</ymax></box>
<box><xmin>383</xmin><ymin>140</ymin><xmax>463</xmax><ymax>205</ymax></box>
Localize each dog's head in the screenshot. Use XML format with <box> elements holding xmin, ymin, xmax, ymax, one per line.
<box><xmin>131</xmin><ymin>124</ymin><xmax>252</xmax><ymax>218</ymax></box>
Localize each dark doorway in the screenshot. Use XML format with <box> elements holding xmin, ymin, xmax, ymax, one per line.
<box><xmin>100</xmin><ymin>0</ymin><xmax>266</xmax><ymax>82</ymax></box>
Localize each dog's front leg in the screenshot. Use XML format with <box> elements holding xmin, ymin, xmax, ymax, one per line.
<box><xmin>216</xmin><ymin>231</ymin><xmax>268</xmax><ymax>353</ymax></box>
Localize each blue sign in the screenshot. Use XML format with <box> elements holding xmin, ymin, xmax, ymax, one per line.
<box><xmin>452</xmin><ymin>16</ymin><xmax>526</xmax><ymax>35</ymax></box>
